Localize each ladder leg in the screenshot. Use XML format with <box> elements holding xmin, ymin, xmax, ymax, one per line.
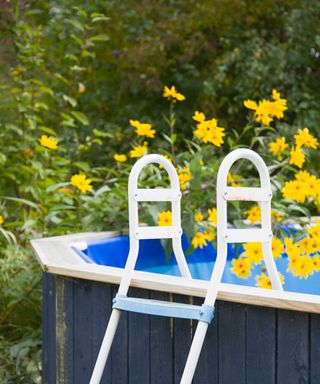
<box><xmin>180</xmin><ymin>321</ymin><xmax>209</xmax><ymax>384</ymax></box>
<box><xmin>89</xmin><ymin>309</ymin><xmax>121</xmax><ymax>384</ymax></box>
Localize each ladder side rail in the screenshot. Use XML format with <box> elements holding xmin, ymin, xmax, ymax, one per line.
<box><xmin>180</xmin><ymin>149</ymin><xmax>283</xmax><ymax>384</ymax></box>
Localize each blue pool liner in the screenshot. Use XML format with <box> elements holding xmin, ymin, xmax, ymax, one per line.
<box><xmin>72</xmin><ymin>235</ymin><xmax>320</xmax><ymax>296</ymax></box>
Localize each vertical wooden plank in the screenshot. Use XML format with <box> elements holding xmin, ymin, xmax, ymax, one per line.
<box><xmin>219</xmin><ymin>301</ymin><xmax>246</xmax><ymax>384</ymax></box>
<box><xmin>73</xmin><ymin>279</ymin><xmax>93</xmax><ymax>384</ymax></box>
<box><xmin>111</xmin><ymin>285</ymin><xmax>128</xmax><ymax>384</ymax></box>
<box><xmin>192</xmin><ymin>298</ymin><xmax>219</xmax><ymax>384</ymax></box>
<box><xmin>128</xmin><ymin>287</ymin><xmax>150</xmax><ymax>384</ymax></box>
<box><xmin>91</xmin><ymin>281</ymin><xmax>112</xmax><ymax>384</ymax></box>
<box><xmin>310</xmin><ymin>314</ymin><xmax>320</xmax><ymax>383</ymax></box>
<box><xmin>277</xmin><ymin>309</ymin><xmax>309</xmax><ymax>384</ymax></box>
<box><xmin>42</xmin><ymin>273</ymin><xmax>56</xmax><ymax>384</ymax></box>
<box><xmin>150</xmin><ymin>290</ymin><xmax>173</xmax><ymax>384</ymax></box>
<box><xmin>173</xmin><ymin>294</ymin><xmax>193</xmax><ymax>384</ymax></box>
<box><xmin>246</xmin><ymin>305</ymin><xmax>276</xmax><ymax>384</ymax></box>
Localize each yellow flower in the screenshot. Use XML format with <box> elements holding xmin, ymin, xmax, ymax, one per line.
<box><xmin>194</xmin><ymin>118</ymin><xmax>225</xmax><ymax>147</ymax></box>
<box><xmin>157</xmin><ymin>211</ymin><xmax>172</xmax><ymax>226</ymax></box>
<box><xmin>0</xmin><ymin>216</ymin><xmax>4</xmax><ymax>225</ymax></box>
<box><xmin>178</xmin><ymin>167</ymin><xmax>192</xmax><ymax>190</ymax></box>
<box><xmin>308</xmin><ymin>223</ymin><xmax>320</xmax><ymax>240</ymax></box>
<box><xmin>312</xmin><ymin>255</ymin><xmax>320</xmax><ymax>272</ymax></box>
<box><xmin>271</xmin><ymin>237</ymin><xmax>284</xmax><ymax>258</ymax></box>
<box><xmin>282</xmin><ymin>180</ymin><xmax>307</xmax><ymax>203</ymax></box>
<box><xmin>294</xmin><ymin>171</ymin><xmax>319</xmax><ymax>198</ymax></box>
<box><xmin>243</xmin><ymin>242</ymin><xmax>263</xmax><ymax>265</ymax></box>
<box><xmin>244</xmin><ymin>90</ymin><xmax>287</xmax><ymax>126</ymax></box>
<box><xmin>271</xmin><ymin>209</ymin><xmax>282</xmax><ymax>222</ymax></box>
<box><xmin>230</xmin><ymin>257</ymin><xmax>252</xmax><ymax>279</ymax></box>
<box><xmin>191</xmin><ymin>232</ymin><xmax>208</xmax><ymax>249</ymax></box>
<box><xmin>289</xmin><ymin>146</ymin><xmax>305</xmax><ymax>169</ymax></box>
<box><xmin>293</xmin><ymin>255</ymin><xmax>314</xmax><ymax>279</ymax></box>
<box><xmin>129</xmin><ymin>142</ymin><xmax>148</xmax><ymax>158</ymax></box>
<box><xmin>204</xmin><ymin>230</ymin><xmax>216</xmax><ymax>242</ymax></box>
<box><xmin>39</xmin><ymin>135</ymin><xmax>58</xmax><ymax>150</ymax></box>
<box><xmin>227</xmin><ymin>173</ymin><xmax>237</xmax><ymax>187</ymax></box>
<box><xmin>163</xmin><ymin>85</ymin><xmax>185</xmax><ymax>101</ymax></box>
<box><xmin>208</xmin><ymin>208</ymin><xmax>217</xmax><ymax>225</ymax></box>
<box><xmin>294</xmin><ymin>128</ymin><xmax>318</xmax><ymax>149</ymax></box>
<box><xmin>113</xmin><ymin>154</ymin><xmax>127</xmax><ymax>162</ymax></box>
<box><xmin>129</xmin><ymin>119</ymin><xmax>156</xmax><ymax>138</ymax></box>
<box><xmin>246</xmin><ymin>205</ymin><xmax>261</xmax><ymax>224</ymax></box>
<box><xmin>70</xmin><ymin>174</ymin><xmax>92</xmax><ymax>193</ymax></box>
<box><xmin>192</xmin><ymin>111</ymin><xmax>206</xmax><ymax>123</ymax></box>
<box><xmin>194</xmin><ymin>212</ymin><xmax>204</xmax><ymax>222</ymax></box>
<box><xmin>78</xmin><ymin>83</ymin><xmax>86</xmax><ymax>93</ymax></box>
<box><xmin>284</xmin><ymin>238</ymin><xmax>300</xmax><ymax>258</ymax></box>
<box><xmin>256</xmin><ymin>272</ymin><xmax>284</xmax><ymax>289</ymax></box>
<box><xmin>269</xmin><ymin>137</ymin><xmax>288</xmax><ymax>160</ymax></box>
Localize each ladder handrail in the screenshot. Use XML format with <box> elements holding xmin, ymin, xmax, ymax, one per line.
<box><xmin>119</xmin><ymin>154</ymin><xmax>191</xmax><ymax>296</ymax></box>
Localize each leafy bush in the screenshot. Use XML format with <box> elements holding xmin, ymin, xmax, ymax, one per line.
<box><xmin>0</xmin><ymin>0</ymin><xmax>320</xmax><ymax>382</ymax></box>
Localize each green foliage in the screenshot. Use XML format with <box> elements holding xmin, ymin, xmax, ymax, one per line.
<box><xmin>0</xmin><ymin>0</ymin><xmax>319</xmax><ymax>382</ymax></box>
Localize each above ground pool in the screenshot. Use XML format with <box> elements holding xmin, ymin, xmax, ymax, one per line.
<box><xmin>71</xmin><ymin>235</ymin><xmax>320</xmax><ymax>296</ymax></box>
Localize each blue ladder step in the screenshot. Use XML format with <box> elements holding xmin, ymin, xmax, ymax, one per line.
<box><xmin>112</xmin><ymin>294</ymin><xmax>214</xmax><ymax>324</ymax></box>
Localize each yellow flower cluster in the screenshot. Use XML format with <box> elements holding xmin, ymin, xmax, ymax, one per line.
<box><xmin>70</xmin><ymin>173</ymin><xmax>92</xmax><ymax>193</ymax></box>
<box><xmin>39</xmin><ymin>135</ymin><xmax>58</xmax><ymax>150</ymax></box>
<box><xmin>256</xmin><ymin>272</ymin><xmax>284</xmax><ymax>289</ymax></box>
<box><xmin>268</xmin><ymin>137</ymin><xmax>288</xmax><ymax>160</ymax></box>
<box><xmin>294</xmin><ymin>128</ymin><xmax>318</xmax><ymax>149</ymax></box>
<box><xmin>191</xmin><ymin>231</ymin><xmax>215</xmax><ymax>249</ymax></box>
<box><xmin>129</xmin><ymin>119</ymin><xmax>156</xmax><ymax>138</ymax></box>
<box><xmin>282</xmin><ymin>170</ymin><xmax>320</xmax><ymax>203</ymax></box>
<box><xmin>230</xmin><ymin>237</ymin><xmax>284</xmax><ymax>279</ymax></box>
<box><xmin>178</xmin><ymin>167</ymin><xmax>192</xmax><ymax>190</ymax></box>
<box><xmin>193</xmin><ymin>111</ymin><xmax>225</xmax><ymax>147</ymax></box>
<box><xmin>246</xmin><ymin>205</ymin><xmax>261</xmax><ymax>224</ymax></box>
<box><xmin>163</xmin><ymin>85</ymin><xmax>185</xmax><ymax>101</ymax></box>
<box><xmin>244</xmin><ymin>89</ymin><xmax>287</xmax><ymax>126</ymax></box>
<box><xmin>157</xmin><ymin>210</ymin><xmax>172</xmax><ymax>226</ymax></box>
<box><xmin>285</xmin><ymin>228</ymin><xmax>320</xmax><ymax>279</ymax></box>
<box><xmin>230</xmin><ymin>258</ymin><xmax>252</xmax><ymax>279</ymax></box>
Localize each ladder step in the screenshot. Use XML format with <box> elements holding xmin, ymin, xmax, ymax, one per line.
<box><xmin>224</xmin><ymin>228</ymin><xmax>272</xmax><ymax>243</ymax></box>
<box><xmin>112</xmin><ymin>294</ymin><xmax>214</xmax><ymax>324</ymax></box>
<box><xmin>223</xmin><ymin>187</ymin><xmax>272</xmax><ymax>202</ymax></box>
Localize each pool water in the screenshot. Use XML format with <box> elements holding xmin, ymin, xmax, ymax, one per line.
<box><xmin>71</xmin><ymin>235</ymin><xmax>320</xmax><ymax>296</ymax></box>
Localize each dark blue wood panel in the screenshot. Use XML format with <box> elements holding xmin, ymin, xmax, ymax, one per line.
<box><xmin>192</xmin><ymin>298</ymin><xmax>219</xmax><ymax>384</ymax></box>
<box><xmin>91</xmin><ymin>281</ymin><xmax>112</xmax><ymax>384</ymax></box>
<box><xmin>246</xmin><ymin>305</ymin><xmax>276</xmax><ymax>384</ymax></box>
<box><xmin>218</xmin><ymin>301</ymin><xmax>246</xmax><ymax>384</ymax></box>
<box><xmin>173</xmin><ymin>294</ymin><xmax>193</xmax><ymax>384</ymax></box>
<box><xmin>111</xmin><ymin>286</ymin><xmax>128</xmax><ymax>384</ymax></box>
<box><xmin>310</xmin><ymin>314</ymin><xmax>320</xmax><ymax>383</ymax></box>
<box><xmin>42</xmin><ymin>273</ymin><xmax>56</xmax><ymax>384</ymax></box>
<box><xmin>150</xmin><ymin>290</ymin><xmax>173</xmax><ymax>384</ymax></box>
<box><xmin>277</xmin><ymin>309</ymin><xmax>309</xmax><ymax>384</ymax></box>
<box><xmin>73</xmin><ymin>279</ymin><xmax>94</xmax><ymax>383</ymax></box>
<box><xmin>128</xmin><ymin>287</ymin><xmax>150</xmax><ymax>384</ymax></box>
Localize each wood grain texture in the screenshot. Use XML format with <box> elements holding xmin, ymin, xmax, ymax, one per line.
<box><xmin>218</xmin><ymin>301</ymin><xmax>246</xmax><ymax>384</ymax></box>
<box><xmin>246</xmin><ymin>305</ymin><xmax>276</xmax><ymax>384</ymax></box>
<box><xmin>128</xmin><ymin>287</ymin><xmax>151</xmax><ymax>384</ymax></box>
<box><xmin>277</xmin><ymin>310</ymin><xmax>309</xmax><ymax>384</ymax></box>
<box><xmin>310</xmin><ymin>314</ymin><xmax>320</xmax><ymax>383</ymax></box>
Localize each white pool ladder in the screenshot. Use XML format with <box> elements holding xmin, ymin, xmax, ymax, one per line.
<box><xmin>180</xmin><ymin>148</ymin><xmax>283</xmax><ymax>383</ymax></box>
<box><xmin>90</xmin><ymin>154</ymin><xmax>194</xmax><ymax>384</ymax></box>
<box><xmin>90</xmin><ymin>149</ymin><xmax>283</xmax><ymax>384</ymax></box>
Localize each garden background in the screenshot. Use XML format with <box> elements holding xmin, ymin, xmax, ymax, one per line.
<box><xmin>0</xmin><ymin>0</ymin><xmax>319</xmax><ymax>382</ymax></box>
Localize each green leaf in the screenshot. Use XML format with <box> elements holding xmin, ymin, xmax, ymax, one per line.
<box><xmin>63</xmin><ymin>95</ymin><xmax>77</xmax><ymax>107</ymax></box>
<box><xmin>89</xmin><ymin>34</ymin><xmax>110</xmax><ymax>42</ymax></box>
<box><xmin>70</xmin><ymin>111</ymin><xmax>89</xmax><ymax>125</ymax></box>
